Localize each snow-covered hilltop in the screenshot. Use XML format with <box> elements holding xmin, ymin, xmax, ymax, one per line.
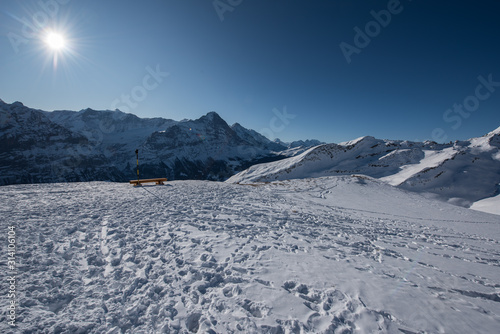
<box><xmin>227</xmin><ymin>129</ymin><xmax>500</xmax><ymax>213</ymax></box>
<box><xmin>1</xmin><ymin>177</ymin><xmax>499</xmax><ymax>333</ymax></box>
<box><xmin>0</xmin><ymin>100</ymin><xmax>316</xmax><ymax>185</ymax></box>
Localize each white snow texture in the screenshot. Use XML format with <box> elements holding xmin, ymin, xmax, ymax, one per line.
<box><xmin>1</xmin><ymin>176</ymin><xmax>499</xmax><ymax>333</ymax></box>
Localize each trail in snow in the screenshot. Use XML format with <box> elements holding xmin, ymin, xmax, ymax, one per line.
<box><xmin>0</xmin><ymin>177</ymin><xmax>499</xmax><ymax>333</ymax></box>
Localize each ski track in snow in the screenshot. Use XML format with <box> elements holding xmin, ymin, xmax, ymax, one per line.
<box><xmin>0</xmin><ymin>177</ymin><xmax>499</xmax><ymax>333</ymax></box>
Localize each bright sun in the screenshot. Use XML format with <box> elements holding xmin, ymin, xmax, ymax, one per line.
<box><xmin>45</xmin><ymin>32</ymin><xmax>66</xmax><ymax>50</ymax></box>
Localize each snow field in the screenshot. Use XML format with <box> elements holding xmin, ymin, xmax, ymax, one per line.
<box><xmin>0</xmin><ymin>177</ymin><xmax>499</xmax><ymax>333</ymax></box>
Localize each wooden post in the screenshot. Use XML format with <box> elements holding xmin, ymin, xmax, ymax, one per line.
<box><xmin>135</xmin><ymin>149</ymin><xmax>139</xmax><ymax>183</ymax></box>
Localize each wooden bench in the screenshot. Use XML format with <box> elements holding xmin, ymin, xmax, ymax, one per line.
<box><xmin>129</xmin><ymin>178</ymin><xmax>167</xmax><ymax>186</ymax></box>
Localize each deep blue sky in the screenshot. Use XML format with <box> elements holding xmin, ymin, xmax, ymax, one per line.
<box><xmin>1</xmin><ymin>0</ymin><xmax>499</xmax><ymax>143</ymax></box>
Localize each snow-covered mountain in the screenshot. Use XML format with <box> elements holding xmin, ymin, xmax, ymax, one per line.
<box><xmin>227</xmin><ymin>128</ymin><xmax>500</xmax><ymax>211</ymax></box>
<box><xmin>0</xmin><ymin>100</ymin><xmax>125</xmax><ymax>185</ymax></box>
<box><xmin>2</xmin><ymin>99</ymin><xmax>499</xmax><ymax>333</ymax></box>
<box><xmin>138</xmin><ymin>112</ymin><xmax>292</xmax><ymax>180</ymax></box>
<box><xmin>274</xmin><ymin>138</ymin><xmax>324</xmax><ymax>149</ymax></box>
<box><xmin>0</xmin><ymin>100</ymin><xmax>317</xmax><ymax>185</ymax></box>
<box><xmin>3</xmin><ymin>98</ymin><xmax>499</xmax><ymax>213</ymax></box>
<box><xmin>1</xmin><ymin>177</ymin><xmax>499</xmax><ymax>333</ymax></box>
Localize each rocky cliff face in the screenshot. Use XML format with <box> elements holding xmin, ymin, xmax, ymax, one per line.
<box><xmin>0</xmin><ymin>100</ymin><xmax>299</xmax><ymax>185</ymax></box>
<box><xmin>0</xmin><ymin>101</ymin><xmax>116</xmax><ymax>185</ymax></box>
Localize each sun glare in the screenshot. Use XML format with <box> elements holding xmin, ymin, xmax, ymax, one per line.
<box><xmin>45</xmin><ymin>32</ymin><xmax>66</xmax><ymax>50</ymax></box>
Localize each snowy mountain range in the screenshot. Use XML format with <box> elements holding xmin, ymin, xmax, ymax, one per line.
<box><xmin>1</xmin><ymin>99</ymin><xmax>500</xmax><ymax>333</ymax></box>
<box><xmin>228</xmin><ymin>128</ymin><xmax>500</xmax><ymax>213</ymax></box>
<box><xmin>2</xmin><ymin>99</ymin><xmax>499</xmax><ymax>213</ymax></box>
<box><xmin>0</xmin><ymin>99</ymin><xmax>313</xmax><ymax>185</ymax></box>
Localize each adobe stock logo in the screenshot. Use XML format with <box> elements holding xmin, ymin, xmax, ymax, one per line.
<box><xmin>110</xmin><ymin>65</ymin><xmax>169</xmax><ymax>113</ymax></box>
<box><xmin>7</xmin><ymin>0</ymin><xmax>72</xmax><ymax>54</ymax></box>
<box><xmin>432</xmin><ymin>74</ymin><xmax>499</xmax><ymax>142</ymax></box>
<box><xmin>213</xmin><ymin>0</ymin><xmax>243</xmax><ymax>22</ymax></box>
<box><xmin>260</xmin><ymin>106</ymin><xmax>296</xmax><ymax>140</ymax></box>
<box><xmin>340</xmin><ymin>0</ymin><xmax>411</xmax><ymax>64</ymax></box>
<box><xmin>238</xmin><ymin>106</ymin><xmax>296</xmax><ymax>160</ymax></box>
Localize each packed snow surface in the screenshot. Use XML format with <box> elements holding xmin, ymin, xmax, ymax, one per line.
<box><xmin>470</xmin><ymin>193</ymin><xmax>500</xmax><ymax>216</ymax></box>
<box><xmin>1</xmin><ymin>177</ymin><xmax>499</xmax><ymax>333</ymax></box>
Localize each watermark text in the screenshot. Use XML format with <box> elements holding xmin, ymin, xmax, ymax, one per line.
<box><xmin>213</xmin><ymin>0</ymin><xmax>243</xmax><ymax>22</ymax></box>
<box><xmin>110</xmin><ymin>64</ymin><xmax>169</xmax><ymax>113</ymax></box>
<box><xmin>6</xmin><ymin>226</ymin><xmax>17</xmax><ymax>326</ymax></box>
<box><xmin>340</xmin><ymin>0</ymin><xmax>411</xmax><ymax>64</ymax></box>
<box><xmin>7</xmin><ymin>0</ymin><xmax>73</xmax><ymax>54</ymax></box>
<box><xmin>432</xmin><ymin>74</ymin><xmax>499</xmax><ymax>142</ymax></box>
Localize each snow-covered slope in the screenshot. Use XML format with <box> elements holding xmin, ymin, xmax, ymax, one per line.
<box><xmin>1</xmin><ymin>177</ymin><xmax>499</xmax><ymax>333</ymax></box>
<box><xmin>227</xmin><ymin>136</ymin><xmax>443</xmax><ymax>183</ymax></box>
<box><xmin>471</xmin><ymin>193</ymin><xmax>500</xmax><ymax>215</ymax></box>
<box><xmin>227</xmin><ymin>130</ymin><xmax>500</xmax><ymax>210</ymax></box>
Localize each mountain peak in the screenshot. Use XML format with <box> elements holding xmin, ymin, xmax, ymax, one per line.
<box><xmin>204</xmin><ymin>111</ymin><xmax>222</xmax><ymax>119</ymax></box>
<box><xmin>198</xmin><ymin>111</ymin><xmax>226</xmax><ymax>125</ymax></box>
<box><xmin>231</xmin><ymin>122</ymin><xmax>243</xmax><ymax>129</ymax></box>
<box><xmin>488</xmin><ymin>126</ymin><xmax>500</xmax><ymax>136</ymax></box>
<box><xmin>340</xmin><ymin>135</ymin><xmax>376</xmax><ymax>147</ymax></box>
<box><xmin>81</xmin><ymin>107</ymin><xmax>98</xmax><ymax>114</ymax></box>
